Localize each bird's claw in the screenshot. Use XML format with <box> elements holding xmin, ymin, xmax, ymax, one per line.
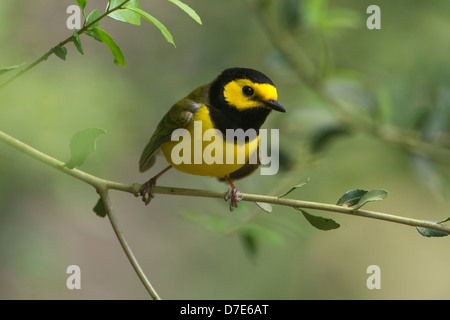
<box><xmin>139</xmin><ymin>178</ymin><xmax>157</xmax><ymax>205</ymax></box>
<box><xmin>224</xmin><ymin>187</ymin><xmax>244</xmax><ymax>211</ymax></box>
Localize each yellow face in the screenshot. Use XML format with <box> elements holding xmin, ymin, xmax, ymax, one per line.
<box><xmin>223</xmin><ymin>79</ymin><xmax>278</xmax><ymax>111</ymax></box>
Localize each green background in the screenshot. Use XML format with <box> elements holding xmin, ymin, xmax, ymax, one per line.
<box><xmin>1</xmin><ymin>0</ymin><xmax>450</xmax><ymax>299</ymax></box>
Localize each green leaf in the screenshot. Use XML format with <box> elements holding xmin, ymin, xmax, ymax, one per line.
<box><xmin>297</xmin><ymin>209</ymin><xmax>340</xmax><ymax>231</ymax></box>
<box><xmin>65</xmin><ymin>127</ymin><xmax>106</xmax><ymax>169</ymax></box>
<box><xmin>352</xmin><ymin>189</ymin><xmax>388</xmax><ymax>210</ymax></box>
<box><xmin>86</xmin><ymin>9</ymin><xmax>101</xmax><ymax>29</ymax></box>
<box><xmin>108</xmin><ymin>0</ymin><xmax>142</xmax><ymax>26</ymax></box>
<box><xmin>76</xmin><ymin>0</ymin><xmax>87</xmax><ymax>11</ymax></box>
<box><xmin>85</xmin><ymin>30</ymin><xmax>102</xmax><ymax>42</ymax></box>
<box><xmin>126</xmin><ymin>7</ymin><xmax>175</xmax><ymax>47</ymax></box>
<box><xmin>416</xmin><ymin>220</ymin><xmax>449</xmax><ymax>238</ymax></box>
<box><xmin>278</xmin><ymin>178</ymin><xmax>310</xmax><ymax>198</ymax></box>
<box><xmin>72</xmin><ymin>30</ymin><xmax>84</xmax><ymax>55</ymax></box>
<box><xmin>336</xmin><ymin>189</ymin><xmax>368</xmax><ymax>207</ymax></box>
<box><xmin>76</xmin><ymin>0</ymin><xmax>87</xmax><ymax>18</ymax></box>
<box><xmin>107</xmin><ymin>0</ymin><xmax>125</xmax><ymax>10</ymax></box>
<box><xmin>90</xmin><ymin>28</ymin><xmax>125</xmax><ymax>67</ymax></box>
<box><xmin>0</xmin><ymin>63</ymin><xmax>25</xmax><ymax>76</ymax></box>
<box><xmin>54</xmin><ymin>46</ymin><xmax>67</xmax><ymax>60</ymax></box>
<box><xmin>168</xmin><ymin>0</ymin><xmax>202</xmax><ymax>25</ymax></box>
<box><xmin>109</xmin><ymin>9</ymin><xmax>141</xmax><ymax>26</ymax></box>
<box><xmin>337</xmin><ymin>189</ymin><xmax>388</xmax><ymax>210</ymax></box>
<box><xmin>255</xmin><ymin>202</ymin><xmax>272</xmax><ymax>213</ymax></box>
<box><xmin>93</xmin><ymin>197</ymin><xmax>107</xmax><ymax>217</ymax></box>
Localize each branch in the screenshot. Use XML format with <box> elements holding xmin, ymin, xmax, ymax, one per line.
<box><xmin>97</xmin><ymin>188</ymin><xmax>161</xmax><ymax>300</ymax></box>
<box><xmin>151</xmin><ymin>186</ymin><xmax>450</xmax><ymax>234</ymax></box>
<box><xmin>1</xmin><ymin>129</ymin><xmax>448</xmax><ymax>237</ymax></box>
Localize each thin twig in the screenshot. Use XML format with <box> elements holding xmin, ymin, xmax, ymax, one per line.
<box><xmin>151</xmin><ymin>186</ymin><xmax>450</xmax><ymax>234</ymax></box>
<box><xmin>98</xmin><ymin>188</ymin><xmax>161</xmax><ymax>300</ymax></box>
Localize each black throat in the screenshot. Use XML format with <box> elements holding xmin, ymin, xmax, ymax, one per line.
<box><xmin>208</xmin><ymin>103</ymin><xmax>271</xmax><ymax>134</ymax></box>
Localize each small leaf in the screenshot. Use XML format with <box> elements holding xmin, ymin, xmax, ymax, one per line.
<box><xmin>90</xmin><ymin>28</ymin><xmax>125</xmax><ymax>67</ymax></box>
<box><xmin>255</xmin><ymin>202</ymin><xmax>272</xmax><ymax>213</ymax></box>
<box><xmin>93</xmin><ymin>197</ymin><xmax>107</xmax><ymax>217</ymax></box>
<box><xmin>297</xmin><ymin>209</ymin><xmax>340</xmax><ymax>231</ymax></box>
<box><xmin>0</xmin><ymin>63</ymin><xmax>25</xmax><ymax>76</ymax></box>
<box><xmin>76</xmin><ymin>0</ymin><xmax>87</xmax><ymax>11</ymax></box>
<box><xmin>352</xmin><ymin>189</ymin><xmax>388</xmax><ymax>210</ymax></box>
<box><xmin>107</xmin><ymin>0</ymin><xmax>125</xmax><ymax>10</ymax></box>
<box><xmin>278</xmin><ymin>178</ymin><xmax>310</xmax><ymax>198</ymax></box>
<box><xmin>108</xmin><ymin>0</ymin><xmax>142</xmax><ymax>26</ymax></box>
<box><xmin>72</xmin><ymin>30</ymin><xmax>84</xmax><ymax>55</ymax></box>
<box><xmin>168</xmin><ymin>0</ymin><xmax>202</xmax><ymax>25</ymax></box>
<box><xmin>109</xmin><ymin>9</ymin><xmax>141</xmax><ymax>26</ymax></box>
<box><xmin>54</xmin><ymin>46</ymin><xmax>67</xmax><ymax>60</ymax></box>
<box><xmin>86</xmin><ymin>9</ymin><xmax>101</xmax><ymax>29</ymax></box>
<box><xmin>336</xmin><ymin>189</ymin><xmax>368</xmax><ymax>207</ymax></box>
<box><xmin>85</xmin><ymin>30</ymin><xmax>102</xmax><ymax>42</ymax></box>
<box><xmin>65</xmin><ymin>127</ymin><xmax>106</xmax><ymax>169</ymax></box>
<box><xmin>126</xmin><ymin>7</ymin><xmax>175</xmax><ymax>47</ymax></box>
<box><xmin>416</xmin><ymin>220</ymin><xmax>449</xmax><ymax>238</ymax></box>
<box><xmin>337</xmin><ymin>189</ymin><xmax>388</xmax><ymax>210</ymax></box>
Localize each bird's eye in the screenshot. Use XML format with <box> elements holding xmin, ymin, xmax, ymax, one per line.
<box><xmin>242</xmin><ymin>86</ymin><xmax>254</xmax><ymax>97</ymax></box>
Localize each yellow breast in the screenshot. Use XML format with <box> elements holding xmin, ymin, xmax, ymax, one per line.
<box><xmin>160</xmin><ymin>105</ymin><xmax>259</xmax><ymax>177</ymax></box>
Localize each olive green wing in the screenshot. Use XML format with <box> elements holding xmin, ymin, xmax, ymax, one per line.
<box><xmin>139</xmin><ymin>100</ymin><xmax>200</xmax><ymax>172</ymax></box>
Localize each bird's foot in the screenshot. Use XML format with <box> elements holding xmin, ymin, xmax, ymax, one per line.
<box><xmin>224</xmin><ymin>187</ymin><xmax>244</xmax><ymax>211</ymax></box>
<box><xmin>139</xmin><ymin>177</ymin><xmax>158</xmax><ymax>205</ymax></box>
<box><xmin>139</xmin><ymin>165</ymin><xmax>172</xmax><ymax>206</ymax></box>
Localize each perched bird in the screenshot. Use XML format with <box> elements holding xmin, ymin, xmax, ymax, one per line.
<box><xmin>139</xmin><ymin>67</ymin><xmax>286</xmax><ymax>211</ymax></box>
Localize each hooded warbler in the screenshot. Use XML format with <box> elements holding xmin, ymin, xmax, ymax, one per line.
<box><xmin>139</xmin><ymin>67</ymin><xmax>286</xmax><ymax>211</ymax></box>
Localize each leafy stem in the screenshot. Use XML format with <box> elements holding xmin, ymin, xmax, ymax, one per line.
<box><xmin>0</xmin><ymin>0</ymin><xmax>130</xmax><ymax>90</ymax></box>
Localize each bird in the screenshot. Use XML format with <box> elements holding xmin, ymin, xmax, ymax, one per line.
<box><xmin>138</xmin><ymin>67</ymin><xmax>286</xmax><ymax>211</ymax></box>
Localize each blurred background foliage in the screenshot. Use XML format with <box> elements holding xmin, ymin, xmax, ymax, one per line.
<box><xmin>1</xmin><ymin>0</ymin><xmax>450</xmax><ymax>299</ymax></box>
